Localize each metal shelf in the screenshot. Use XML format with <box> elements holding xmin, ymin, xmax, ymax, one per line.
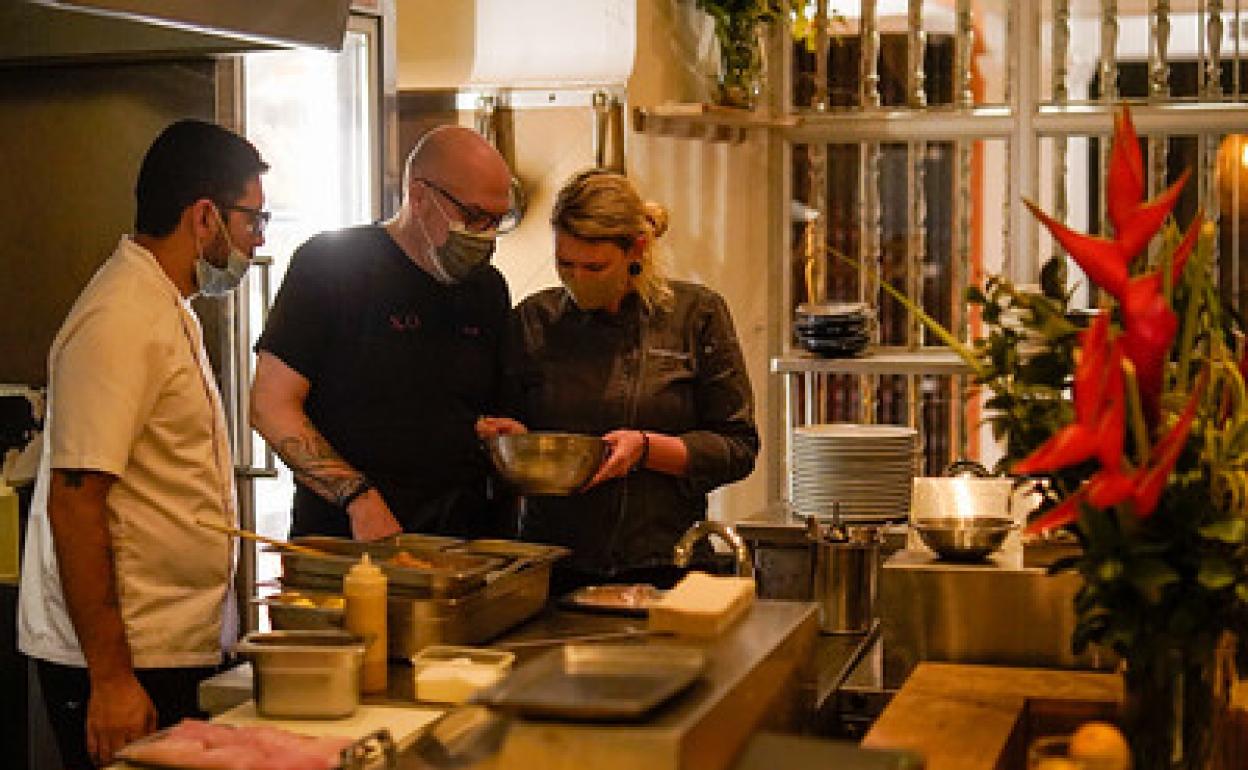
<box><xmin>772</xmin><ymin>348</ymin><xmax>975</xmax><ymax>377</ymax></box>
<box><xmin>631</xmin><ymin>104</ymin><xmax>797</xmax><ymax>143</ymax></box>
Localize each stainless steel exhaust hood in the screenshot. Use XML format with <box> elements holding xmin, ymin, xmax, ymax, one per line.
<box><xmin>1</xmin><ymin>0</ymin><xmax>352</xmax><ymax>64</ymax></box>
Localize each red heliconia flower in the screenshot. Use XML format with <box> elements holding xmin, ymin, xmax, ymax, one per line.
<box><xmin>1107</xmin><ymin>107</ymin><xmax>1146</xmax><ymax>233</ymax></box>
<box><xmin>1131</xmin><ymin>374</ymin><xmax>1205</xmax><ymax>517</ymax></box>
<box><xmin>1013</xmin><ymin>315</ymin><xmax>1126</xmax><ymax>477</ymax></box>
<box><xmin>1119</xmin><ymin>274</ymin><xmax>1179</xmax><ymax>423</ymax></box>
<box><xmin>1024</xmin><ymin>203</ymin><xmax>1131</xmax><ymax>299</ymax></box>
<box><xmin>1025</xmin><ymin>371</ymin><xmax>1207</xmax><ymax>534</ymax></box>
<box><xmin>1025</xmin><ymin>487</ymin><xmax>1089</xmax><ymax>535</ymax></box>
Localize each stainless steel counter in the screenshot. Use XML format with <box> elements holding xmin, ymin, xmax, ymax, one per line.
<box><xmin>202</xmin><ymin>600</ymin><xmax>829</xmax><ymax>770</ymax></box>
<box><xmin>490</xmin><ymin>601</ymin><xmax>817</xmax><ymax>770</ymax></box>
<box><xmin>878</xmin><ymin>545</ymin><xmax>1114</xmax><ymax>687</ymax></box>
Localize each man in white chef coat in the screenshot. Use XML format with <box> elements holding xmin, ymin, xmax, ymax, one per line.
<box><xmin>17</xmin><ymin>119</ymin><xmax>268</xmax><ymax>769</ymax></box>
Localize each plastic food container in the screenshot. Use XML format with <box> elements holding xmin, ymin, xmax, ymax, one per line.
<box><xmin>235</xmin><ymin>630</ymin><xmax>365</xmax><ymax>719</ymax></box>
<box><xmin>410</xmin><ymin>645</ymin><xmax>515</xmax><ymax>704</ymax></box>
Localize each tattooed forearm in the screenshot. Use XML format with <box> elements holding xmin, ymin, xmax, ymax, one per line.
<box><xmin>272</xmin><ymin>420</ymin><xmax>364</xmax><ymax>504</ymax></box>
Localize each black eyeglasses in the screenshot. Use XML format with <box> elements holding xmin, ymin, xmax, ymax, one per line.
<box><xmin>417</xmin><ymin>178</ymin><xmax>521</xmax><ymax>234</ymax></box>
<box><xmin>222</xmin><ymin>204</ymin><xmax>272</xmax><ymax>237</ymax></box>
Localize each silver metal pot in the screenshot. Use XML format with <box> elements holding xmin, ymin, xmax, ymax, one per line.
<box><xmin>737</xmin><ymin>515</ymin><xmax>881</xmax><ymax>634</ymax></box>
<box><xmin>813</xmin><ymin>534</ymin><xmax>880</xmax><ymax>634</ymax></box>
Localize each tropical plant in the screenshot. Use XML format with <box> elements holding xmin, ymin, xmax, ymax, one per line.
<box><xmin>840</xmin><ymin>105</ymin><xmax>1248</xmax><ymax>769</ymax></box>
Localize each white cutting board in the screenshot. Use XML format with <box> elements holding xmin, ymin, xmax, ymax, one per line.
<box><xmin>215</xmin><ymin>700</ymin><xmax>444</xmax><ymax>750</ymax></box>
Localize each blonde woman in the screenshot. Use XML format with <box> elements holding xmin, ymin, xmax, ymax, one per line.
<box><xmin>479</xmin><ymin>170</ymin><xmax>758</xmax><ymax>590</ymax></box>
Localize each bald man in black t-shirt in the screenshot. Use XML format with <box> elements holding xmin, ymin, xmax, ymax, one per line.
<box><xmin>251</xmin><ymin>126</ymin><xmax>518</xmax><ymax>541</ymax></box>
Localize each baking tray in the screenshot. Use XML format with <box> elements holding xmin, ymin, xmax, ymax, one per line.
<box><xmin>477</xmin><ymin>643</ymin><xmax>706</xmax><ymax>721</ymax></box>
<box><xmin>559</xmin><ymin>584</ymin><xmax>666</xmax><ymax>617</ymax></box>
<box><xmin>115</xmin><ymin>725</ymin><xmax>396</xmax><ymax>770</ymax></box>
<box><xmin>281</xmin><ymin>537</ymin><xmax>504</xmax><ymax>598</ymax></box>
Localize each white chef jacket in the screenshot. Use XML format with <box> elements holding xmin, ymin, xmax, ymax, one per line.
<box><xmin>18</xmin><ymin>236</ymin><xmax>237</xmax><ymax>669</ymax></box>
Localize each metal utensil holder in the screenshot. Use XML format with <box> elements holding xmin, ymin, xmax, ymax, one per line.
<box><xmin>755</xmin><ymin>502</ymin><xmax>881</xmax><ymax>635</ymax></box>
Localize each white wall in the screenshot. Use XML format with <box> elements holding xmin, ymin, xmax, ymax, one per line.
<box><xmin>626</xmin><ymin>0</ymin><xmax>775</xmax><ymax>523</ymax></box>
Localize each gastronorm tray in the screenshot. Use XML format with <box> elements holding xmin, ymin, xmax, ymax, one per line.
<box><xmin>252</xmin><ymin>588</ymin><xmax>344</xmax><ymax>630</ymax></box>
<box><xmin>281</xmin><ymin>537</ymin><xmax>505</xmax><ymax>599</ymax></box>
<box><xmin>273</xmin><ymin>537</ymin><xmax>569</xmax><ymax>658</ymax></box>
<box><xmin>477</xmin><ymin>643</ymin><xmax>706</xmax><ymax>721</ymax></box>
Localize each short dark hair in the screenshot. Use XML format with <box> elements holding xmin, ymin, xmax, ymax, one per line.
<box><xmin>134</xmin><ymin>119</ymin><xmax>269</xmax><ymax>237</ymax></box>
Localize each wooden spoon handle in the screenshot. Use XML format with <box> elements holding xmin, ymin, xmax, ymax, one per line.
<box><xmin>194</xmin><ymin>517</ymin><xmax>330</xmax><ymax>557</ymax></box>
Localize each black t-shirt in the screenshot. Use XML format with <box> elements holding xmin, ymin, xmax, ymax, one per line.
<box><xmin>256</xmin><ymin>225</ymin><xmax>510</xmax><ymax>537</ymax></box>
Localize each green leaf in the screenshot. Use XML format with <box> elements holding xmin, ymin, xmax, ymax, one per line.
<box><xmin>1198</xmin><ymin>557</ymin><xmax>1237</xmax><ymax>590</ymax></box>
<box><xmin>1198</xmin><ymin>517</ymin><xmax>1247</xmax><ymax>544</ymax></box>
<box><xmin>1096</xmin><ymin>558</ymin><xmax>1125</xmax><ymax>582</ymax></box>
<box><xmin>1127</xmin><ymin>558</ymin><xmax>1181</xmax><ymax>598</ymax></box>
<box><xmin>1235</xmin><ymin>583</ymin><xmax>1248</xmax><ymax>603</ymax></box>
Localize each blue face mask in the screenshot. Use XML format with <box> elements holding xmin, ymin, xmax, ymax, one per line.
<box><xmin>195</xmin><ymin>206</ymin><xmax>251</xmax><ymax>297</ymax></box>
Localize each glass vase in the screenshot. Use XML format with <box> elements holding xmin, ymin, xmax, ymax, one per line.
<box><xmin>1120</xmin><ymin>637</ymin><xmax>1234</xmax><ymax>770</ymax></box>
<box><xmin>715</xmin><ymin>17</ymin><xmax>763</xmax><ymax>110</ymax></box>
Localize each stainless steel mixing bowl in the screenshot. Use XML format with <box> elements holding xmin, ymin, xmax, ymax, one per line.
<box><xmin>486</xmin><ymin>432</ymin><xmax>608</xmax><ymax>495</ymax></box>
<box><xmin>912</xmin><ymin>516</ymin><xmax>1016</xmax><ymax>562</ymax></box>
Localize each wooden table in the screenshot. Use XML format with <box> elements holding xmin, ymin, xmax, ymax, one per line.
<box><xmin>863</xmin><ymin>661</ymin><xmax>1248</xmax><ymax>770</ymax></box>
<box><xmin>861</xmin><ymin>663</ymin><xmax>1121</xmax><ymax>770</ymax></box>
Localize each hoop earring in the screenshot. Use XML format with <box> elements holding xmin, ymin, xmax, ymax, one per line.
<box><xmin>628</xmin><ymin>261</ymin><xmax>642</xmax><ymax>276</ymax></box>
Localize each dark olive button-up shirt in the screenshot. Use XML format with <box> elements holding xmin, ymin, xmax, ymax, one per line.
<box><xmin>507</xmin><ymin>281</ymin><xmax>759</xmax><ymax>576</ymax></box>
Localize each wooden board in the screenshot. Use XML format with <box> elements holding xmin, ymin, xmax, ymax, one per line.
<box><xmin>215</xmin><ymin>701</ymin><xmax>443</xmax><ymax>750</ymax></box>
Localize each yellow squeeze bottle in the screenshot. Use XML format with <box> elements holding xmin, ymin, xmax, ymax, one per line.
<box><xmin>344</xmin><ymin>554</ymin><xmax>388</xmax><ymax>694</ymax></box>
<box><xmin>0</xmin><ymin>479</ymin><xmax>18</xmax><ymax>582</ymax></box>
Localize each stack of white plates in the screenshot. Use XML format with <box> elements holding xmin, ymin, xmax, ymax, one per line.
<box><xmin>790</xmin><ymin>423</ymin><xmax>918</xmax><ymax>521</ymax></box>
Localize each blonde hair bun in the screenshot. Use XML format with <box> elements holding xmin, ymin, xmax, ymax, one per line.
<box><xmin>642</xmin><ymin>201</ymin><xmax>669</xmax><ymax>238</ymax></box>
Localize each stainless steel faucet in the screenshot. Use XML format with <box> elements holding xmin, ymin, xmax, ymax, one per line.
<box><xmin>672</xmin><ymin>520</ymin><xmax>755</xmax><ymax>578</ymax></box>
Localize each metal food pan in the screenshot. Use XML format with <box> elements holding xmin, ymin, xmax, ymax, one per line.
<box><xmin>391</xmin><ymin>533</ymin><xmax>465</xmax><ymax>552</ymax></box>
<box><xmin>275</xmin><ymin>556</ymin><xmax>555</xmax><ymax>659</ymax></box>
<box><xmin>451</xmin><ymin>538</ymin><xmax>570</xmax><ymax>564</ymax></box>
<box><xmin>387</xmin><ymin>558</ymin><xmax>554</xmax><ymax>658</ymax></box>
<box><xmin>253</xmin><ymin>589</ymin><xmax>345</xmax><ymax>631</ymax></box>
<box><xmin>282</xmin><ymin>536</ymin><xmax>504</xmax><ymax>598</ymax></box>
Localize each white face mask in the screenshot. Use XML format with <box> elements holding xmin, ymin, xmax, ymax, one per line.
<box><xmin>195</xmin><ymin>205</ymin><xmax>251</xmax><ymax>297</ymax></box>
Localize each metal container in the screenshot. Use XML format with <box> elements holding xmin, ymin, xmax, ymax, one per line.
<box><xmin>388</xmin><ymin>555</ymin><xmax>554</xmax><ymax>657</ymax></box>
<box><xmin>813</xmin><ymin>535</ymin><xmax>880</xmax><ymax>634</ymax></box>
<box><xmin>273</xmin><ymin>538</ymin><xmax>568</xmax><ymax>658</ymax></box>
<box><xmin>486</xmin><ymin>432</ymin><xmax>607</xmax><ymax>495</ymax></box>
<box><xmin>235</xmin><ymin>630</ymin><xmax>365</xmax><ymax>719</ymax></box>
<box><xmin>253</xmin><ymin>589</ymin><xmax>344</xmax><ymax>631</ymax></box>
<box><xmin>912</xmin><ymin>517</ymin><xmax>1015</xmax><ymax>562</ymax></box>
<box><xmin>281</xmin><ymin>536</ymin><xmax>504</xmax><ymax>598</ymax></box>
<box><xmin>737</xmin><ymin>519</ymin><xmax>881</xmax><ymax>634</ymax></box>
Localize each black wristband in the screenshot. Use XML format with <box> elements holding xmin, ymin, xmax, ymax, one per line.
<box><xmin>337</xmin><ymin>477</ymin><xmax>373</xmax><ymax>511</ymax></box>
<box><xmin>631</xmin><ymin>431</ymin><xmax>649</xmax><ymax>473</ymax></box>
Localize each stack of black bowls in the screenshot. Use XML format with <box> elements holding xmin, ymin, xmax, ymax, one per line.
<box><xmin>794</xmin><ymin>302</ymin><xmax>874</xmax><ymax>357</ymax></box>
